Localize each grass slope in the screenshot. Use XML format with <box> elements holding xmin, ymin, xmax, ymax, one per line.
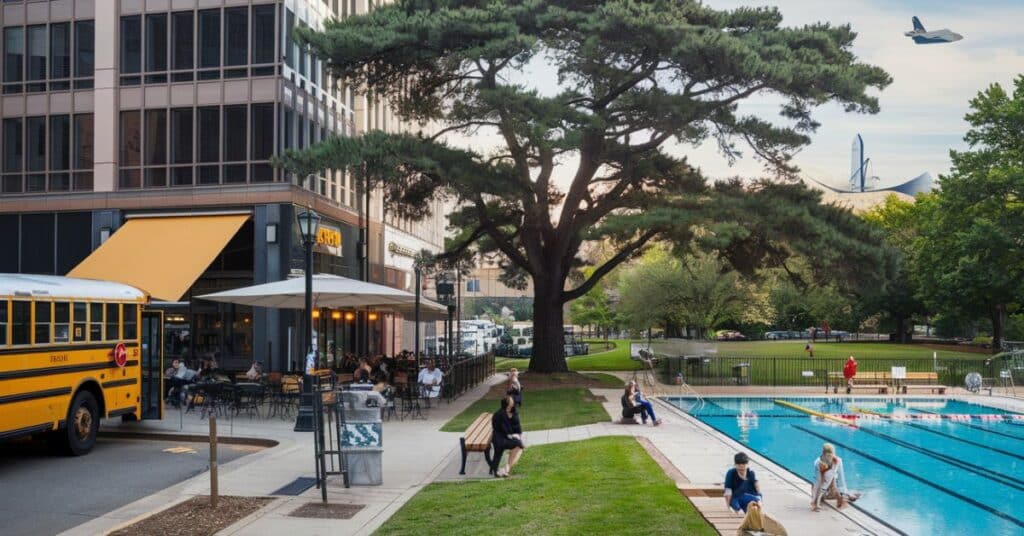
<box><xmin>441</xmin><ymin>387</ymin><xmax>608</xmax><ymax>432</ymax></box>
<box><xmin>374</xmin><ymin>437</ymin><xmax>717</xmax><ymax>536</ymax></box>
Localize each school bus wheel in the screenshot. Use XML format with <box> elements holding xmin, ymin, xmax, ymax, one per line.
<box><xmin>62</xmin><ymin>390</ymin><xmax>99</xmax><ymax>456</ymax></box>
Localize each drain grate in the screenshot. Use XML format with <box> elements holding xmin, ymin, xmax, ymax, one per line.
<box><xmin>271</xmin><ymin>477</ymin><xmax>317</xmax><ymax>496</ymax></box>
<box><xmin>288</xmin><ymin>502</ymin><xmax>365</xmax><ymax>519</ymax></box>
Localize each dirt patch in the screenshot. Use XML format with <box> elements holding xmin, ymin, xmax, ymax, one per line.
<box><xmin>288</xmin><ymin>502</ymin><xmax>365</xmax><ymax>519</ymax></box>
<box><xmin>109</xmin><ymin>496</ymin><xmax>274</xmax><ymax>536</ymax></box>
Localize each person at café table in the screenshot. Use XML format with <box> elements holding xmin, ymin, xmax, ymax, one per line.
<box><xmin>418</xmin><ymin>359</ymin><xmax>443</xmax><ymax>398</ymax></box>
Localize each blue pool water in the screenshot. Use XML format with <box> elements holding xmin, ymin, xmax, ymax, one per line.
<box><xmin>667</xmin><ymin>397</ymin><xmax>1024</xmax><ymax>536</ymax></box>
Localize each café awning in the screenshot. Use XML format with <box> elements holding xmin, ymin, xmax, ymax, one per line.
<box><xmin>68</xmin><ymin>214</ymin><xmax>249</xmax><ymax>301</ymax></box>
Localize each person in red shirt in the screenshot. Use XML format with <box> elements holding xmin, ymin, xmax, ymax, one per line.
<box><xmin>843</xmin><ymin>355</ymin><xmax>858</xmax><ymax>394</ymax></box>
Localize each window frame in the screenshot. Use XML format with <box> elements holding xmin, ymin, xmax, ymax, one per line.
<box><xmin>33</xmin><ymin>300</ymin><xmax>51</xmax><ymax>345</ymax></box>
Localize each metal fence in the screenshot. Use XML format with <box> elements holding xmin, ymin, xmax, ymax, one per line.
<box><xmin>660</xmin><ymin>355</ymin><xmax>1020</xmax><ymax>390</ymax></box>
<box><xmin>443</xmin><ymin>352</ymin><xmax>496</xmax><ymax>401</ymax></box>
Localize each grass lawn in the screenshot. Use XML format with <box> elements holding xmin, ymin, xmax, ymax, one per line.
<box><xmin>374</xmin><ymin>436</ymin><xmax>717</xmax><ymax>536</ymax></box>
<box><xmin>441</xmin><ymin>386</ymin><xmax>608</xmax><ymax>432</ymax></box>
<box><xmin>580</xmin><ymin>372</ymin><xmax>625</xmax><ymax>388</ymax></box>
<box><xmin>711</xmin><ymin>340</ymin><xmax>985</xmax><ymax>359</ymax></box>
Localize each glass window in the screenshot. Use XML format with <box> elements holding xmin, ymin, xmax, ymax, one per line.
<box><xmin>251</xmin><ymin>103</ymin><xmax>274</xmax><ymax>160</ymax></box>
<box><xmin>171</xmin><ymin>108</ymin><xmax>192</xmax><ymax>164</ymax></box>
<box><xmin>146</xmin><ymin>14</ymin><xmax>168</xmax><ymax>72</ymax></box>
<box><xmin>121</xmin><ymin>16</ymin><xmax>142</xmax><ymax>74</ymax></box>
<box><xmin>224</xmin><ymin>7</ymin><xmax>248</xmax><ymax>66</ymax></box>
<box><xmin>26</xmin><ymin>25</ymin><xmax>46</xmax><ymax>81</ymax></box>
<box><xmin>75</xmin><ymin>21</ymin><xmax>94</xmax><ymax>78</ymax></box>
<box><xmin>252</xmin><ymin>4</ymin><xmax>275</xmax><ymax>65</ymax></box>
<box><xmin>223</xmin><ymin>105</ymin><xmax>247</xmax><ymax>161</ymax></box>
<box><xmin>34</xmin><ymin>301</ymin><xmax>50</xmax><ymax>344</ymax></box>
<box><xmin>120</xmin><ymin>111</ymin><xmax>141</xmax><ymax>166</ymax></box>
<box><xmin>105</xmin><ymin>303</ymin><xmax>119</xmax><ymax>341</ymax></box>
<box><xmin>123</xmin><ymin>304</ymin><xmax>137</xmax><ymax>340</ymax></box>
<box><xmin>3</xmin><ymin>27</ymin><xmax>24</xmax><ymax>83</ymax></box>
<box><xmin>89</xmin><ymin>302</ymin><xmax>103</xmax><ymax>341</ymax></box>
<box><xmin>2</xmin><ymin>118</ymin><xmax>22</xmax><ymax>172</ymax></box>
<box><xmin>50</xmin><ymin>23</ymin><xmax>71</xmax><ymax>79</ymax></box>
<box><xmin>198</xmin><ymin>106</ymin><xmax>219</xmax><ymax>162</ymax></box>
<box><xmin>50</xmin><ymin>115</ymin><xmax>70</xmax><ymax>170</ymax></box>
<box><xmin>54</xmin><ymin>302</ymin><xmax>70</xmax><ymax>343</ymax></box>
<box><xmin>145</xmin><ymin>109</ymin><xmax>167</xmax><ymax>165</ymax></box>
<box><xmin>12</xmin><ymin>301</ymin><xmax>29</xmax><ymax>345</ymax></box>
<box><xmin>145</xmin><ymin>167</ymin><xmax>166</xmax><ymax>187</ymax></box>
<box><xmin>0</xmin><ymin>301</ymin><xmax>6</xmax><ymax>346</ymax></box>
<box><xmin>198</xmin><ymin>10</ymin><xmax>220</xmax><ymax>68</ymax></box>
<box><xmin>74</xmin><ymin>114</ymin><xmax>93</xmax><ymax>169</ymax></box>
<box><xmin>172</xmin><ymin>12</ymin><xmax>194</xmax><ymax>71</ymax></box>
<box><xmin>26</xmin><ymin>117</ymin><xmax>45</xmax><ymax>172</ymax></box>
<box><xmin>284</xmin><ymin>9</ymin><xmax>295</xmax><ymax>69</ymax></box>
<box><xmin>72</xmin><ymin>301</ymin><xmax>86</xmax><ymax>342</ymax></box>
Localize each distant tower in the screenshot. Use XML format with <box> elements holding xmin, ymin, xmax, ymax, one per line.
<box><xmin>849</xmin><ymin>134</ymin><xmax>866</xmax><ymax>192</ymax></box>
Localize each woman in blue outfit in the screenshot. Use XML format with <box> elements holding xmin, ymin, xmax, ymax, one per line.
<box><xmin>625</xmin><ymin>380</ymin><xmax>662</xmax><ymax>425</ymax></box>
<box><xmin>491</xmin><ymin>395</ymin><xmax>525</xmax><ymax>477</ymax></box>
<box><xmin>724</xmin><ymin>452</ymin><xmax>762</xmax><ymax>512</ymax></box>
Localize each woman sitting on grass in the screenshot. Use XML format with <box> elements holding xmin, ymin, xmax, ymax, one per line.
<box><xmin>491</xmin><ymin>395</ymin><xmax>525</xmax><ymax>478</ymax></box>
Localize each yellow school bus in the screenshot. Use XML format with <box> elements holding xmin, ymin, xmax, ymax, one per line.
<box><xmin>0</xmin><ymin>274</ymin><xmax>164</xmax><ymax>455</ymax></box>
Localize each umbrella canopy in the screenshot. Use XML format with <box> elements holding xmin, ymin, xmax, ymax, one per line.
<box><xmin>197</xmin><ymin>273</ymin><xmax>449</xmax><ymax>318</ymax></box>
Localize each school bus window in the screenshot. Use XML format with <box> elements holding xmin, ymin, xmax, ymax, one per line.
<box><xmin>73</xmin><ymin>302</ymin><xmax>87</xmax><ymax>342</ymax></box>
<box><xmin>105</xmin><ymin>303</ymin><xmax>120</xmax><ymax>341</ymax></box>
<box><xmin>11</xmin><ymin>301</ymin><xmax>30</xmax><ymax>345</ymax></box>
<box><xmin>34</xmin><ymin>301</ymin><xmax>52</xmax><ymax>345</ymax></box>
<box><xmin>123</xmin><ymin>304</ymin><xmax>138</xmax><ymax>340</ymax></box>
<box><xmin>54</xmin><ymin>302</ymin><xmax>71</xmax><ymax>343</ymax></box>
<box><xmin>0</xmin><ymin>301</ymin><xmax>7</xmax><ymax>346</ymax></box>
<box><xmin>89</xmin><ymin>302</ymin><xmax>103</xmax><ymax>341</ymax></box>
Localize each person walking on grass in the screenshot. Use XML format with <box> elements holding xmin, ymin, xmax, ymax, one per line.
<box><xmin>805</xmin><ymin>341</ymin><xmax>814</xmax><ymax>358</ymax></box>
<box><xmin>491</xmin><ymin>395</ymin><xmax>525</xmax><ymax>478</ymax></box>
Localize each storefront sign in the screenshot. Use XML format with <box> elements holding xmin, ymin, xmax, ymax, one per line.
<box><xmin>316</xmin><ymin>226</ymin><xmax>342</xmax><ymax>256</ymax></box>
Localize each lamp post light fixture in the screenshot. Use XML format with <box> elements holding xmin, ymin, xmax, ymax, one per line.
<box><xmin>294</xmin><ymin>207</ymin><xmax>321</xmax><ymax>432</ymax></box>
<box><xmin>435</xmin><ymin>272</ymin><xmax>456</xmax><ymax>362</ymax></box>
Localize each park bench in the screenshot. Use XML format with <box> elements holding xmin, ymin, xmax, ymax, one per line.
<box><xmin>459</xmin><ymin>412</ymin><xmax>494</xmax><ymax>475</ymax></box>
<box><xmin>828</xmin><ymin>371</ymin><xmax>890</xmax><ymax>394</ymax></box>
<box><xmin>897</xmin><ymin>372</ymin><xmax>946</xmax><ymax>394</ymax></box>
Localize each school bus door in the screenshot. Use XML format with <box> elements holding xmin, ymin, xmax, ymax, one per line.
<box><xmin>140</xmin><ymin>310</ymin><xmax>164</xmax><ymax>420</ymax></box>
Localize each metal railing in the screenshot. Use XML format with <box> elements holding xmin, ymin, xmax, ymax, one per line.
<box><xmin>660</xmin><ymin>355</ymin><xmax>1018</xmax><ymax>390</ymax></box>
<box><xmin>443</xmin><ymin>352</ymin><xmax>496</xmax><ymax>402</ymax></box>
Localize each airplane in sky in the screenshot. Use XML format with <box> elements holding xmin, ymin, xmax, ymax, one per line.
<box><xmin>904</xmin><ymin>16</ymin><xmax>963</xmax><ymax>44</ymax></box>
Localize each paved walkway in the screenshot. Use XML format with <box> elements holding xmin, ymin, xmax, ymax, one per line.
<box><xmin>62</xmin><ymin>373</ymin><xmax>1024</xmax><ymax>535</ymax></box>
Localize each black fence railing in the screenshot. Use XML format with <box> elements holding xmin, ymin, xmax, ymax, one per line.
<box><xmin>660</xmin><ymin>356</ymin><xmax>1013</xmax><ymax>390</ymax></box>
<box><xmin>443</xmin><ymin>352</ymin><xmax>496</xmax><ymax>401</ymax></box>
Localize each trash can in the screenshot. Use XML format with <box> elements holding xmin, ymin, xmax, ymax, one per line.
<box><xmin>732</xmin><ymin>363</ymin><xmax>750</xmax><ymax>385</ymax></box>
<box><xmin>338</xmin><ymin>389</ymin><xmax>385</xmax><ymax>485</ymax></box>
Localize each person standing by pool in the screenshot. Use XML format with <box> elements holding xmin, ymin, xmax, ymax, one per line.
<box><xmin>724</xmin><ymin>452</ymin><xmax>762</xmax><ymax>512</ymax></box>
<box><xmin>843</xmin><ymin>356</ymin><xmax>858</xmax><ymax>394</ymax></box>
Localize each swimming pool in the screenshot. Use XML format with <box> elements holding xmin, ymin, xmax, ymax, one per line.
<box><xmin>666</xmin><ymin>397</ymin><xmax>1024</xmax><ymax>536</ymax></box>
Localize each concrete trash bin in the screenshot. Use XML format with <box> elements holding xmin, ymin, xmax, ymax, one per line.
<box><xmin>339</xmin><ymin>389</ymin><xmax>385</xmax><ymax>485</ymax></box>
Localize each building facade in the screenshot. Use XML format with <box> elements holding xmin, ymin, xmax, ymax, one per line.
<box><xmin>0</xmin><ymin>0</ymin><xmax>446</xmax><ymax>372</ymax></box>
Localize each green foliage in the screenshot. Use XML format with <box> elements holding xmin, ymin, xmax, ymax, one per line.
<box><xmin>568</xmin><ymin>267</ymin><xmax>616</xmax><ymax>332</ymax></box>
<box><xmin>375</xmin><ymin>437</ymin><xmax>717</xmax><ymax>536</ymax></box>
<box><xmin>911</xmin><ymin>77</ymin><xmax>1024</xmax><ymax>350</ymax></box>
<box><xmin>286</xmin><ymin>0</ymin><xmax>891</xmax><ymax>372</ymax></box>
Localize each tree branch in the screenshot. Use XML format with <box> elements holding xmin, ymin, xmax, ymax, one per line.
<box><xmin>562</xmin><ymin>228</ymin><xmax>661</xmax><ymax>302</ymax></box>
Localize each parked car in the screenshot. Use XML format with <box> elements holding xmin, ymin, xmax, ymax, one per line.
<box><xmin>764</xmin><ymin>331</ymin><xmax>789</xmax><ymax>340</ymax></box>
<box><xmin>715</xmin><ymin>330</ymin><xmax>747</xmax><ymax>341</ymax></box>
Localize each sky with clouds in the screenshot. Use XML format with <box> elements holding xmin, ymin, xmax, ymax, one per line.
<box><xmin>448</xmin><ymin>0</ymin><xmax>1024</xmax><ymax>192</ymax></box>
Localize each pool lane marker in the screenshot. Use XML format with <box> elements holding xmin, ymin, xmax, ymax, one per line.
<box><xmin>793</xmin><ymin>424</ymin><xmax>1024</xmax><ymax>529</ymax></box>
<box><xmin>847</xmin><ymin>406</ymin><xmax>1024</xmax><ymax>462</ymax></box>
<box><xmin>773</xmin><ymin>399</ymin><xmax>858</xmax><ymax>428</ymax></box>
<box><xmin>907</xmin><ymin>408</ymin><xmax>1024</xmax><ymax>441</ymax></box>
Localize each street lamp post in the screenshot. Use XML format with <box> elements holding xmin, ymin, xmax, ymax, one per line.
<box><xmin>436</xmin><ymin>272</ymin><xmax>455</xmax><ymax>364</ymax></box>
<box><xmin>294</xmin><ymin>208</ymin><xmax>321</xmax><ymax>432</ymax></box>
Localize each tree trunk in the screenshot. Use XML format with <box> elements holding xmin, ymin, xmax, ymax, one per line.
<box><xmin>991</xmin><ymin>305</ymin><xmax>1005</xmax><ymax>354</ymax></box>
<box><xmin>895</xmin><ymin>316</ymin><xmax>911</xmax><ymax>344</ymax></box>
<box><xmin>528</xmin><ymin>275</ymin><xmax>569</xmax><ymax>373</ymax></box>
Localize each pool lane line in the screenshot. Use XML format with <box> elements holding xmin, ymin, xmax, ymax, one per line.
<box><xmin>851</xmin><ymin>424</ymin><xmax>1024</xmax><ymax>493</ymax></box>
<box><xmin>773</xmin><ymin>399</ymin><xmax>858</xmax><ymax>428</ymax></box>
<box><xmin>847</xmin><ymin>407</ymin><xmax>1024</xmax><ymax>461</ymax></box>
<box><xmin>907</xmin><ymin>408</ymin><xmax>1024</xmax><ymax>441</ymax></box>
<box><xmin>793</xmin><ymin>424</ymin><xmax>1024</xmax><ymax>530</ymax></box>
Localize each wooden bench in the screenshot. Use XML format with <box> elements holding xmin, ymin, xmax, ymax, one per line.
<box><xmin>828</xmin><ymin>371</ymin><xmax>890</xmax><ymax>394</ymax></box>
<box><xmin>459</xmin><ymin>412</ymin><xmax>494</xmax><ymax>475</ymax></box>
<box><xmin>897</xmin><ymin>372</ymin><xmax>946</xmax><ymax>394</ymax></box>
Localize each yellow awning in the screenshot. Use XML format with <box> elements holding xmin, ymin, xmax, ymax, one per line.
<box><xmin>68</xmin><ymin>214</ymin><xmax>249</xmax><ymax>301</ymax></box>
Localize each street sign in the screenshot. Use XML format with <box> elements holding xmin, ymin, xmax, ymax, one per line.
<box><xmin>114</xmin><ymin>343</ymin><xmax>128</xmax><ymax>367</ymax></box>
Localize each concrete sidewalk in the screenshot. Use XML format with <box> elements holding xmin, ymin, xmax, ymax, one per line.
<box><xmin>60</xmin><ymin>372</ymin><xmax>921</xmax><ymax>536</ymax></box>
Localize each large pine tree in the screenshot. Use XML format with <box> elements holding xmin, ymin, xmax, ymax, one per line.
<box><xmin>282</xmin><ymin>1</ymin><xmax>892</xmax><ymax>372</ymax></box>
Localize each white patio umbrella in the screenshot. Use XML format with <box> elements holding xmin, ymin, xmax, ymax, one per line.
<box><xmin>197</xmin><ymin>273</ymin><xmax>448</xmax><ymax>319</ymax></box>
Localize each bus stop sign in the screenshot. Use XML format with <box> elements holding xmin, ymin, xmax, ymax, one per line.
<box><xmin>114</xmin><ymin>343</ymin><xmax>128</xmax><ymax>368</ymax></box>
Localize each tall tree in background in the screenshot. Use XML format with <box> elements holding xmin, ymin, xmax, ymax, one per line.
<box><xmin>913</xmin><ymin>78</ymin><xmax>1024</xmax><ymax>352</ymax></box>
<box><xmin>283</xmin><ymin>0</ymin><xmax>890</xmax><ymax>372</ymax></box>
